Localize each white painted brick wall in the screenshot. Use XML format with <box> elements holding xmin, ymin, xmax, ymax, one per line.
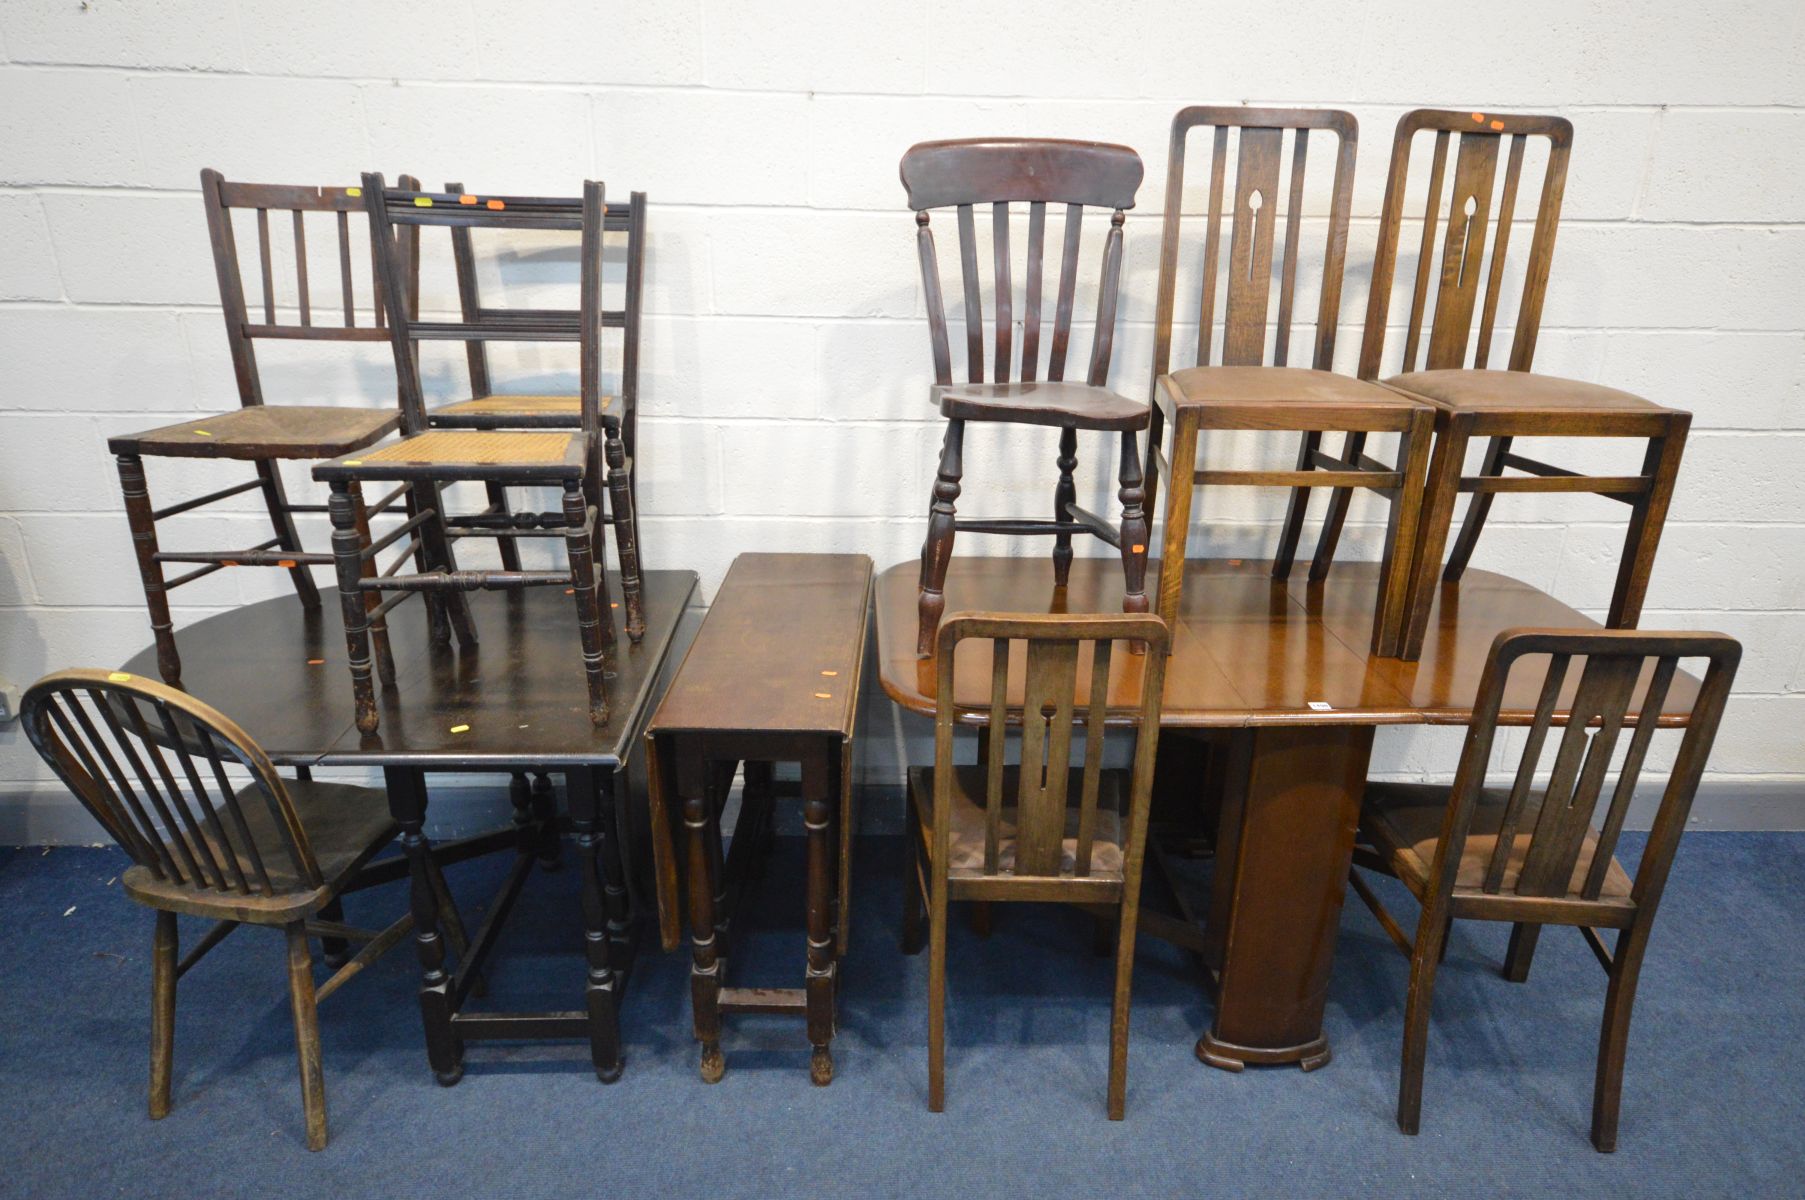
<box><xmin>1</xmin><ymin>1</ymin><xmax>1801</xmax><ymax>814</ymax></box>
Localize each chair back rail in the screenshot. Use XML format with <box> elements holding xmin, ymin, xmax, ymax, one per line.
<box><xmin>900</xmin><ymin>138</ymin><xmax>1144</xmax><ymax>388</ymax></box>
<box><xmin>1435</xmin><ymin>629</ymin><xmax>1739</xmax><ymax>908</ymax></box>
<box><xmin>20</xmin><ymin>670</ymin><xmax>322</xmax><ymax>898</ymax></box>
<box><xmin>933</xmin><ymin>612</ymin><xmax>1168</xmax><ymax>880</ymax></box>
<box><xmin>1357</xmin><ymin>110</ymin><xmax>1572</xmax><ymax>380</ymax></box>
<box><xmin>1150</xmin><ymin>106</ymin><xmax>1358</xmax><ymax>383</ymax></box>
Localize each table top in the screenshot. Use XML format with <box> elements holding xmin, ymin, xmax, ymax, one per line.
<box><xmin>647</xmin><ymin>553</ymin><xmax>872</xmax><ymax>741</ymax></box>
<box><xmin>876</xmin><ymin>557</ymin><xmax>1701</xmax><ymax>728</ymax></box>
<box><xmin>119</xmin><ymin>569</ymin><xmax>699</xmax><ymax>768</ymax></box>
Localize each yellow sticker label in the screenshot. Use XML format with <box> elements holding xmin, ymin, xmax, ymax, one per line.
<box><xmin>346</xmin><ymin>187</ymin><xmax>362</xmax><ymax>197</ymax></box>
<box><xmin>107</xmin><ymin>672</ymin><xmax>133</xmax><ymax>683</ymax></box>
<box><xmin>192</xmin><ymin>429</ymin><xmax>211</xmax><ymax>436</ymax></box>
<box><xmin>820</xmin><ymin>669</ymin><xmax>838</xmax><ymax>677</ymax></box>
<box><xmin>814</xmin><ymin>692</ymin><xmax>833</xmax><ymax>700</ymax></box>
<box><xmin>449</xmin><ymin>723</ymin><xmax>470</xmax><ymax>734</ymax></box>
<box><xmin>414</xmin><ymin>196</ymin><xmax>433</xmax><ymax>207</ymax></box>
<box><xmin>343</xmin><ymin>459</ymin><xmax>363</xmax><ymax>466</ymax></box>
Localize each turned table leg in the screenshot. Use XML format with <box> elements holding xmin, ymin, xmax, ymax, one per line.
<box><xmin>384</xmin><ymin>766</ymin><xmax>463</xmax><ymax>1085</ymax></box>
<box><xmin>803</xmin><ymin>745</ymin><xmax>838</xmax><ymax>1085</ymax></box>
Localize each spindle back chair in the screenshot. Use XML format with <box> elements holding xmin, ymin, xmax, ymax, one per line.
<box><xmin>1348</xmin><ymin>628</ymin><xmax>1740</xmax><ymax>1150</ymax></box>
<box><xmin>20</xmin><ymin>668</ymin><xmax>427</xmax><ymax>1150</ymax></box>
<box><xmin>109</xmin><ymin>170</ymin><xmax>421</xmax><ymax>686</ymax></box>
<box><xmin>900</xmin><ymin>139</ymin><xmax>1150</xmax><ymax>657</ymax></box>
<box><xmin>1144</xmin><ymin>107</ymin><xmax>1432</xmax><ymax>656</ymax></box>
<box><xmin>902</xmin><ymin>611</ymin><xmax>1168</xmax><ymax>1119</ymax></box>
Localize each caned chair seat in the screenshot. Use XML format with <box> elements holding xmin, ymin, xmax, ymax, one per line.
<box><xmin>908</xmin><ymin>764</ymin><xmax>1126</xmax><ymax>879</ymax></box>
<box><xmin>315</xmin><ymin>429</ymin><xmax>586</xmax><ymax>481</ymax></box>
<box><xmin>122</xmin><ymin>779</ymin><xmax>399</xmax><ymax>923</ymax></box>
<box><xmin>1384</xmin><ymin>369</ymin><xmax>1672</xmax><ymax>416</ymax></box>
<box><xmin>1166</xmin><ymin>365</ymin><xmax>1424</xmax><ymax>413</ymax></box>
<box><xmin>428</xmin><ymin>392</ymin><xmax>614</xmax><ymax>429</ymax></box>
<box><xmin>108</xmin><ymin>406</ymin><xmax>400</xmax><ymax>461</ymax></box>
<box><xmin>932</xmin><ymin>381</ymin><xmax>1149</xmax><ymax>431</ymax></box>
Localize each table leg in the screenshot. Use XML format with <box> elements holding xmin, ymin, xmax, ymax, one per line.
<box><xmin>679</xmin><ymin>754</ymin><xmax>725</xmax><ymax>1083</ymax></box>
<box><xmin>567</xmin><ymin>765</ymin><xmax>623</xmax><ymax>1082</ymax></box>
<box><xmin>384</xmin><ymin>766</ymin><xmax>463</xmax><ymax>1085</ymax></box>
<box><xmin>803</xmin><ymin>744</ymin><xmax>838</xmax><ymax>1085</ymax></box>
<box><xmin>1196</xmin><ymin>724</ymin><xmax>1371</xmax><ymax>1072</ymax></box>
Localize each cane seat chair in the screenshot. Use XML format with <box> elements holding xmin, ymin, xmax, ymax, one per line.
<box><xmin>900</xmin><ymin>139</ymin><xmax>1151</xmax><ymax>658</ymax></box>
<box><xmin>1348</xmin><ymin>628</ymin><xmax>1740</xmax><ymax>1151</ymax></box>
<box><xmin>312</xmin><ymin>176</ymin><xmax>639</xmax><ymax>734</ymax></box>
<box><xmin>16</xmin><ymin>669</ymin><xmax>465</xmax><ymax>1151</ymax></box>
<box><xmin>901</xmin><ymin>612</ymin><xmax>1168</xmax><ymax>1119</ymax></box>
<box><xmin>108</xmin><ymin>170</ymin><xmax>421</xmax><ymax>687</ymax></box>
<box><xmin>1146</xmin><ymin>108</ymin><xmax>1434</xmax><ymax>656</ymax></box>
<box><xmin>1312</xmin><ymin>110</ymin><xmax>1690</xmax><ymax>660</ymax></box>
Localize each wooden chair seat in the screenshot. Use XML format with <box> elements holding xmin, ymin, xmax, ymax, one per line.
<box><xmin>122</xmin><ymin>779</ymin><xmax>398</xmax><ymax>923</ymax></box>
<box><xmin>932</xmin><ymin>381</ymin><xmax>1148</xmax><ymax>431</ymax></box>
<box><xmin>908</xmin><ymin>764</ymin><xmax>1126</xmax><ymax>880</ymax></box>
<box><xmin>1384</xmin><ymin>369</ymin><xmax>1672</xmax><ymax>416</ymax></box>
<box><xmin>316</xmin><ymin>429</ymin><xmax>585</xmax><ymax>481</ymax></box>
<box><xmin>108</xmin><ymin>406</ymin><xmax>400</xmax><ymax>461</ymax></box>
<box><xmin>429</xmin><ymin>392</ymin><xmax>614</xmax><ymax>429</ymax></box>
<box><xmin>1362</xmin><ymin>780</ymin><xmax>1633</xmax><ymax>903</ymax></box>
<box><xmin>1166</xmin><ymin>365</ymin><xmax>1423</xmax><ymax>416</ymax></box>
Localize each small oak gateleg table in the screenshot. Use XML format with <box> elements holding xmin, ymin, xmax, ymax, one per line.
<box><xmin>646</xmin><ymin>553</ymin><xmax>873</xmax><ymax>1086</ymax></box>
<box><xmin>121</xmin><ymin>569</ymin><xmax>700</xmax><ymax>1085</ymax></box>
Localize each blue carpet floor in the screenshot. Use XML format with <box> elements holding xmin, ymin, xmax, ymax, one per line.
<box><xmin>1</xmin><ymin>829</ymin><xmax>1801</xmax><ymax>1197</ymax></box>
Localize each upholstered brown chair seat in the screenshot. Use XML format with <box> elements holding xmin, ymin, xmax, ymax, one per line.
<box><xmin>107</xmin><ymin>407</ymin><xmax>399</xmax><ymax>461</ymax></box>
<box><xmin>1165</xmin><ymin>365</ymin><xmax>1421</xmax><ymax>412</ymax></box>
<box><xmin>428</xmin><ymin>392</ymin><xmax>614</xmax><ymax>429</ymax></box>
<box><xmin>1383</xmin><ymin>369</ymin><xmax>1672</xmax><ymax>415</ymax></box>
<box><xmin>932</xmin><ymin>381</ymin><xmax>1148</xmax><ymax>431</ymax></box>
<box><xmin>1362</xmin><ymin>780</ymin><xmax>1634</xmax><ymax>902</ymax></box>
<box><xmin>908</xmin><ymin>764</ymin><xmax>1126</xmax><ymax>878</ymax></box>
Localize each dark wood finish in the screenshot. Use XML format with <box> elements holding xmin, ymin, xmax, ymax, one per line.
<box><xmin>18</xmin><ymin>669</ymin><xmax>423</xmax><ymax>1151</ymax></box>
<box><xmin>875</xmin><ymin>556</ymin><xmax>1707</xmax><ymax>1068</ymax></box>
<box><xmin>314</xmin><ymin>176</ymin><xmax>644</xmax><ymax>734</ymax></box>
<box><xmin>646</xmin><ymin>553</ymin><xmax>873</xmax><ymax>1084</ymax></box>
<box><xmin>901</xmin><ymin>138</ymin><xmax>1150</xmax><ymax>656</ymax></box>
<box><xmin>1348</xmin><ymin>629</ymin><xmax>1740</xmax><ymax>1150</ymax></box>
<box><xmin>1143</xmin><ymin>107</ymin><xmax>1434</xmax><ymax>658</ymax></box>
<box><xmin>1319</xmin><ymin>109</ymin><xmax>1690</xmax><ymax>658</ymax></box>
<box><xmin>107</xmin><ymin>170</ymin><xmax>420</xmax><ymax>686</ymax></box>
<box><xmin>902</xmin><ymin>612</ymin><xmax>1168</xmax><ymax>1118</ymax></box>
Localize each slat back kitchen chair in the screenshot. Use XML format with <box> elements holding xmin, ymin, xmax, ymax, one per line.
<box><xmin>901</xmin><ymin>611</ymin><xmax>1168</xmax><ymax>1119</ymax></box>
<box><xmin>1347</xmin><ymin>628</ymin><xmax>1740</xmax><ymax>1151</ymax></box>
<box><xmin>18</xmin><ymin>668</ymin><xmax>443</xmax><ymax>1151</ymax></box>
<box><xmin>313</xmin><ymin>176</ymin><xmax>627</xmax><ymax>735</ymax></box>
<box><xmin>437</xmin><ymin>180</ymin><xmax>648</xmax><ymax>623</ymax></box>
<box><xmin>109</xmin><ymin>170</ymin><xmax>421</xmax><ymax>686</ymax></box>
<box><xmin>901</xmin><ymin>139</ymin><xmax>1149</xmax><ymax>657</ymax></box>
<box><xmin>1145</xmin><ymin>107</ymin><xmax>1434</xmax><ymax>656</ymax></box>
<box><xmin>1316</xmin><ymin>110</ymin><xmax>1691</xmax><ymax>659</ymax></box>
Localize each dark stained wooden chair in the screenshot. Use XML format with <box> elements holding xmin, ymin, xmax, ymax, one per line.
<box><xmin>1348</xmin><ymin>628</ymin><xmax>1740</xmax><ymax>1151</ymax></box>
<box><xmin>1315</xmin><ymin>110</ymin><xmax>1691</xmax><ymax>659</ymax></box>
<box><xmin>1146</xmin><ymin>108</ymin><xmax>1434</xmax><ymax>656</ymax></box>
<box><xmin>434</xmin><ymin>180</ymin><xmax>648</xmax><ymax>621</ymax></box>
<box><xmin>314</xmin><ymin>177</ymin><xmax>636</xmax><ymax>734</ymax></box>
<box><xmin>17</xmin><ymin>668</ymin><xmax>461</xmax><ymax>1151</ymax></box>
<box><xmin>902</xmin><ymin>611</ymin><xmax>1168</xmax><ymax>1118</ymax></box>
<box><xmin>900</xmin><ymin>139</ymin><xmax>1150</xmax><ymax>657</ymax></box>
<box><xmin>108</xmin><ymin>170</ymin><xmax>421</xmax><ymax>686</ymax></box>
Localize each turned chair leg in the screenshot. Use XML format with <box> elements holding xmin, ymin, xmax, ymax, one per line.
<box><xmin>285</xmin><ymin>921</ymin><xmax>328</xmax><ymax>1152</ymax></box>
<box><xmin>1273</xmin><ymin>430</ymin><xmax>1323</xmax><ymax>578</ymax></box>
<box><xmin>1053</xmin><ymin>427</ymin><xmax>1079</xmax><ymax>587</ymax></box>
<box><xmin>482</xmin><ymin>480</ymin><xmax>524</xmax><ymax>572</ymax></box>
<box><xmin>253</xmin><ymin>459</ymin><xmax>323</xmax><ymax>610</ymax></box>
<box><xmin>415</xmin><ymin>482</ymin><xmax>478</xmax><ymax>651</ymax></box>
<box><xmin>1440</xmin><ymin>435</ymin><xmax>1511</xmax><ymax>583</ymax></box>
<box><xmin>1502</xmin><ymin>922</ymin><xmax>1542</xmax><ymax>982</ymax></box>
<box><xmin>327</xmin><ymin>481</ymin><xmax>380</xmax><ymax>736</ymax></box>
<box><xmin>402</xmin><ymin>483</ymin><xmax>451</xmax><ymax>646</ymax></box>
<box><xmin>1397</xmin><ymin>904</ymin><xmax>1452</xmax><ymax>1135</ymax></box>
<box><xmin>605</xmin><ymin>425</ymin><xmax>646</xmax><ymax>642</ymax></box>
<box><xmin>149</xmin><ymin>910</ymin><xmax>177</xmax><ymax>1120</ymax></box>
<box><xmin>918</xmin><ymin>419</ymin><xmax>965</xmax><ymax>658</ymax></box>
<box><xmin>582</xmin><ymin>460</ymin><xmax>620</xmax><ymax>651</ymax></box>
<box><xmin>346</xmin><ymin>481</ymin><xmax>396</xmax><ymax>688</ymax></box>
<box><xmin>562</xmin><ymin>480</ymin><xmax>610</xmax><ymax>728</ymax></box>
<box><xmin>1117</xmin><ymin>430</ymin><xmax>1150</xmax><ymax>617</ymax></box>
<box><xmin>116</xmin><ymin>453</ymin><xmax>182</xmax><ymax>686</ymax></box>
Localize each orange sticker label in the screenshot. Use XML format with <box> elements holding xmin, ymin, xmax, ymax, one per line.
<box><xmin>486</xmin><ymin>199</ymin><xmax>505</xmax><ymax>210</ymax></box>
<box><xmin>1489</xmin><ymin>119</ymin><xmax>1505</xmax><ymax>131</ymax></box>
<box><xmin>1131</xmin><ymin>544</ymin><xmax>1145</xmax><ymax>554</ymax></box>
<box><xmin>459</xmin><ymin>194</ymin><xmax>478</xmax><ymax>205</ymax></box>
<box><xmin>820</xmin><ymin>669</ymin><xmax>838</xmax><ymax>677</ymax></box>
<box><xmin>221</xmin><ymin>559</ymin><xmax>238</xmax><ymax>567</ymax></box>
<box><xmin>277</xmin><ymin>559</ymin><xmax>296</xmax><ymax>569</ymax></box>
<box><xmin>307</xmin><ymin>658</ymin><xmax>325</xmax><ymax>665</ymax></box>
<box><xmin>814</xmin><ymin>692</ymin><xmax>833</xmax><ymax>700</ymax></box>
<box><xmin>1470</xmin><ymin>112</ymin><xmax>1485</xmax><ymax>122</ymax></box>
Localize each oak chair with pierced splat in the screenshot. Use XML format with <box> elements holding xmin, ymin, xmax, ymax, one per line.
<box><xmin>901</xmin><ymin>139</ymin><xmax>1150</xmax><ymax>658</ymax></box>
<box><xmin>1348</xmin><ymin>628</ymin><xmax>1739</xmax><ymax>1151</ymax></box>
<box><xmin>1145</xmin><ymin>107</ymin><xmax>1434</xmax><ymax>657</ymax></box>
<box><xmin>313</xmin><ymin>176</ymin><xmax>634</xmax><ymax>735</ymax></box>
<box><xmin>108</xmin><ymin>170</ymin><xmax>423</xmax><ymax>687</ymax></box>
<box><xmin>434</xmin><ymin>180</ymin><xmax>648</xmax><ymax>619</ymax></box>
<box><xmin>901</xmin><ymin>611</ymin><xmax>1168</xmax><ymax>1119</ymax></box>
<box><xmin>19</xmin><ymin>669</ymin><xmax>469</xmax><ymax>1151</ymax></box>
<box><xmin>1314</xmin><ymin>110</ymin><xmax>1691</xmax><ymax>660</ymax></box>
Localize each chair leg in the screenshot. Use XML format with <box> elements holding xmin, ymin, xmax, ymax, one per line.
<box><xmin>253</xmin><ymin>458</ymin><xmax>323</xmax><ymax>609</ymax></box>
<box><xmin>1592</xmin><ymin>925</ymin><xmax>1651</xmax><ymax>1152</ymax></box>
<box><xmin>483</xmin><ymin>480</ymin><xmax>523</xmax><ymax>572</ymax></box>
<box><xmin>1117</xmin><ymin>430</ymin><xmax>1150</xmax><ymax>617</ymax></box>
<box><xmin>918</xmin><ymin>419</ymin><xmax>965</xmax><ymax>658</ymax></box>
<box><xmin>1154</xmin><ymin>408</ymin><xmax>1199</xmax><ymax>641</ymax></box>
<box><xmin>1273</xmin><ymin>430</ymin><xmax>1322</xmax><ymax>579</ymax></box>
<box><xmin>562</xmin><ymin>480</ymin><xmax>609</xmax><ymax>728</ymax></box>
<box><xmin>1053</xmin><ymin>426</ymin><xmax>1079</xmax><ymax>587</ymax></box>
<box><xmin>116</xmin><ymin>453</ymin><xmax>182</xmax><ymax>686</ymax></box>
<box><xmin>582</xmin><ymin>455</ymin><xmax>619</xmax><ymax>651</ymax></box>
<box><xmin>1608</xmin><ymin>419</ymin><xmax>1689</xmax><ymax>629</ymax></box>
<box><xmin>1373</xmin><ymin>414</ymin><xmax>1434</xmax><ymax>658</ymax></box>
<box><xmin>1502</xmin><ymin>921</ymin><xmax>1542</xmax><ymax>982</ymax></box>
<box><xmin>1400</xmin><ymin>417</ymin><xmax>1471</xmax><ymax>661</ymax></box>
<box><xmin>1308</xmin><ymin>431</ymin><xmax>1366</xmax><ymax>580</ymax></box>
<box><xmin>901</xmin><ymin>826</ymin><xmax>925</xmax><ymax>956</ymax></box>
<box><xmin>284</xmin><ymin>921</ymin><xmax>328</xmax><ymax>1152</ymax></box>
<box><xmin>1106</xmin><ymin>899</ymin><xmax>1139</xmax><ymax>1121</ymax></box>
<box><xmin>403</xmin><ymin>483</ymin><xmax>451</xmax><ymax>646</ymax></box>
<box><xmin>605</xmin><ymin>425</ymin><xmax>646</xmax><ymax>642</ymax></box>
<box><xmin>417</xmin><ymin>482</ymin><xmax>479</xmax><ymax>651</ymax></box>
<box><xmin>1397</xmin><ymin>904</ymin><xmax>1451</xmax><ymax>1135</ymax></box>
<box><xmin>927</xmin><ymin>866</ymin><xmax>949</xmax><ymax>1113</ymax></box>
<box><xmin>149</xmin><ymin>909</ymin><xmax>176</xmax><ymax>1120</ymax></box>
<box><xmin>319</xmin><ymin>897</ymin><xmax>350</xmax><ymax>970</ymax></box>
<box><xmin>1440</xmin><ymin>435</ymin><xmax>1511</xmax><ymax>583</ymax></box>
<box><xmin>346</xmin><ymin>481</ymin><xmax>395</xmax><ymax>687</ymax></box>
<box><xmin>327</xmin><ymin>481</ymin><xmax>380</xmax><ymax>736</ymax></box>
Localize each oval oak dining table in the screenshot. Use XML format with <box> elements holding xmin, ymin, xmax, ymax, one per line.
<box><xmin>875</xmin><ymin>555</ymin><xmax>1700</xmax><ymax>1071</ymax></box>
